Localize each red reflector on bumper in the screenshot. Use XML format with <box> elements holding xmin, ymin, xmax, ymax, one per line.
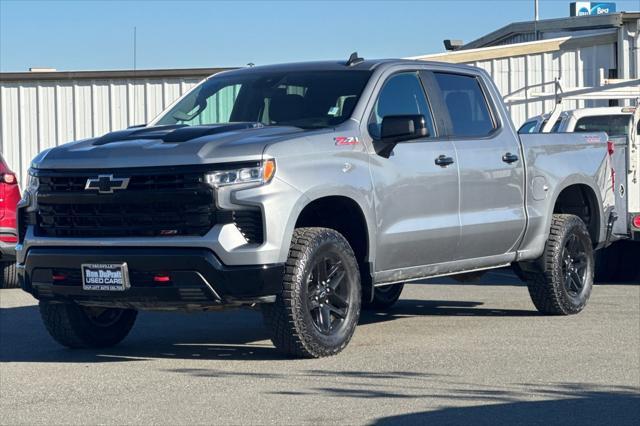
<box><xmin>153</xmin><ymin>274</ymin><xmax>171</xmax><ymax>283</ymax></box>
<box><xmin>52</xmin><ymin>274</ymin><xmax>66</xmax><ymax>281</ymax></box>
<box><xmin>633</xmin><ymin>215</ymin><xmax>640</xmax><ymax>229</ymax></box>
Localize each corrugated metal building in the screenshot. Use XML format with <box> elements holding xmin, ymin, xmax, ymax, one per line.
<box><xmin>411</xmin><ymin>12</ymin><xmax>640</xmax><ymax>128</ymax></box>
<box><xmin>0</xmin><ymin>68</ymin><xmax>231</xmax><ymax>183</ymax></box>
<box><xmin>1</xmin><ymin>12</ymin><xmax>638</xmax><ymax>183</ymax></box>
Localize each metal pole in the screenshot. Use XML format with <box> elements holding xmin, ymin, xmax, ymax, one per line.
<box><xmin>534</xmin><ymin>0</ymin><xmax>539</xmax><ymax>40</ymax></box>
<box><xmin>133</xmin><ymin>27</ymin><xmax>137</xmax><ymax>125</ymax></box>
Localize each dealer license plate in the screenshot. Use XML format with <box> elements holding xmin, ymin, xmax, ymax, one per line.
<box><xmin>81</xmin><ymin>263</ymin><xmax>130</xmax><ymax>291</ymax></box>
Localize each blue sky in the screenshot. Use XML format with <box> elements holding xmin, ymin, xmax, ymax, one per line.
<box><xmin>1</xmin><ymin>0</ymin><xmax>639</xmax><ymax>72</ymax></box>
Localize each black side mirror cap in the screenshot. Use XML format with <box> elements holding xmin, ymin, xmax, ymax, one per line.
<box><xmin>376</xmin><ymin>115</ymin><xmax>429</xmax><ymax>158</ymax></box>
<box><xmin>380</xmin><ymin>115</ymin><xmax>429</xmax><ymax>142</ymax></box>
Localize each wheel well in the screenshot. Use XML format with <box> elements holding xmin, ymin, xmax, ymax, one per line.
<box><xmin>553</xmin><ymin>184</ymin><xmax>600</xmax><ymax>244</ymax></box>
<box><xmin>295</xmin><ymin>196</ymin><xmax>369</xmax><ymax>265</ymax></box>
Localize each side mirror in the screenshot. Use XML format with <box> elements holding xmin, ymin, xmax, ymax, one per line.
<box><xmin>380</xmin><ymin>115</ymin><xmax>429</xmax><ymax>142</ymax></box>
<box><xmin>376</xmin><ymin>115</ymin><xmax>429</xmax><ymax>158</ymax></box>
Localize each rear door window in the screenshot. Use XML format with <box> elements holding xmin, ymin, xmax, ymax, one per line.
<box><xmin>574</xmin><ymin>115</ymin><xmax>632</xmax><ymax>137</ymax></box>
<box><xmin>433</xmin><ymin>72</ymin><xmax>496</xmax><ymax>137</ymax></box>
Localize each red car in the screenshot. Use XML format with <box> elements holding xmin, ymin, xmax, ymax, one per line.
<box><xmin>0</xmin><ymin>155</ymin><xmax>20</xmax><ymax>288</ymax></box>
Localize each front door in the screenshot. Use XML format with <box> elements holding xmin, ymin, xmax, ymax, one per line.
<box><xmin>368</xmin><ymin>72</ymin><xmax>461</xmax><ymax>272</ymax></box>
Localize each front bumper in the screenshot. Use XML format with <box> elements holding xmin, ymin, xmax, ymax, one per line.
<box><xmin>19</xmin><ymin>247</ymin><xmax>284</xmax><ymax>309</ymax></box>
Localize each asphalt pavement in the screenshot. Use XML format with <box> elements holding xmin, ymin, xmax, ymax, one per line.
<box><xmin>1</xmin><ymin>271</ymin><xmax>639</xmax><ymax>425</ymax></box>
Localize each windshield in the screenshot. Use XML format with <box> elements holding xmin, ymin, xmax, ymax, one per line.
<box><xmin>155</xmin><ymin>70</ymin><xmax>372</xmax><ymax>130</ymax></box>
<box><xmin>574</xmin><ymin>114</ymin><xmax>633</xmax><ymax>137</ymax></box>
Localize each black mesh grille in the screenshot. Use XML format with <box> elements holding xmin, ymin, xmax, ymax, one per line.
<box><xmin>35</xmin><ymin>169</ymin><xmax>217</xmax><ymax>238</ymax></box>
<box><xmin>33</xmin><ymin>168</ymin><xmax>264</xmax><ymax>242</ymax></box>
<box><xmin>39</xmin><ymin>172</ymin><xmax>204</xmax><ymax>192</ymax></box>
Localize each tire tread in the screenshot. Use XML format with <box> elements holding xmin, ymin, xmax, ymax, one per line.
<box><xmin>519</xmin><ymin>214</ymin><xmax>593</xmax><ymax>315</ymax></box>
<box><xmin>1</xmin><ymin>262</ymin><xmax>19</xmax><ymax>289</ymax></box>
<box><xmin>262</xmin><ymin>227</ymin><xmax>360</xmax><ymax>358</ymax></box>
<box><xmin>39</xmin><ymin>301</ymin><xmax>137</xmax><ymax>348</ymax></box>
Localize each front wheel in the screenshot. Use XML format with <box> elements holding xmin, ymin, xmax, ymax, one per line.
<box><xmin>262</xmin><ymin>227</ymin><xmax>361</xmax><ymax>358</ymax></box>
<box><xmin>39</xmin><ymin>301</ymin><xmax>137</xmax><ymax>348</ymax></box>
<box><xmin>519</xmin><ymin>214</ymin><xmax>594</xmax><ymax>315</ymax></box>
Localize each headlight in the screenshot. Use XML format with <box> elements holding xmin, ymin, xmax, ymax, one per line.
<box><xmin>205</xmin><ymin>159</ymin><xmax>276</xmax><ymax>188</ymax></box>
<box><xmin>26</xmin><ymin>172</ymin><xmax>39</xmax><ymax>192</ymax></box>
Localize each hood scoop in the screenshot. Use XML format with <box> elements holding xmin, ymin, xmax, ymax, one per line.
<box><xmin>162</xmin><ymin>123</ymin><xmax>264</xmax><ymax>143</ymax></box>
<box><xmin>93</xmin><ymin>123</ymin><xmax>264</xmax><ymax>146</ymax></box>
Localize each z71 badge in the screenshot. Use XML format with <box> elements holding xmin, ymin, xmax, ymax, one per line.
<box><xmin>334</xmin><ymin>136</ymin><xmax>359</xmax><ymax>146</ymax></box>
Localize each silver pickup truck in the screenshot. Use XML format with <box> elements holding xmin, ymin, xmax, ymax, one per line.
<box><xmin>17</xmin><ymin>56</ymin><xmax>615</xmax><ymax>358</ymax></box>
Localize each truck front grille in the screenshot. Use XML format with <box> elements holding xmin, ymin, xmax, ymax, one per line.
<box><xmin>35</xmin><ymin>168</ymin><xmax>217</xmax><ymax>238</ymax></box>
<box><xmin>33</xmin><ymin>167</ymin><xmax>264</xmax><ymax>243</ymax></box>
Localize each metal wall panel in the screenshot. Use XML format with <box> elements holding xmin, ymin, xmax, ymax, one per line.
<box><xmin>465</xmin><ymin>43</ymin><xmax>616</xmax><ymax>128</ymax></box>
<box><xmin>0</xmin><ymin>76</ymin><xmax>205</xmax><ymax>184</ymax></box>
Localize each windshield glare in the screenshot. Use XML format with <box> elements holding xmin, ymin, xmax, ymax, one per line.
<box><xmin>156</xmin><ymin>70</ymin><xmax>372</xmax><ymax>130</ymax></box>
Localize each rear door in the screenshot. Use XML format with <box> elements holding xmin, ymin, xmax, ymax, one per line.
<box><xmin>427</xmin><ymin>71</ymin><xmax>526</xmax><ymax>260</ymax></box>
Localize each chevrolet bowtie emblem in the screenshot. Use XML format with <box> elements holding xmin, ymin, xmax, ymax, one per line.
<box><xmin>85</xmin><ymin>175</ymin><xmax>130</xmax><ymax>194</ymax></box>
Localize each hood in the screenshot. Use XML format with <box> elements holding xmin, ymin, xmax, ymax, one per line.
<box><xmin>32</xmin><ymin>123</ymin><xmax>304</xmax><ymax>170</ymax></box>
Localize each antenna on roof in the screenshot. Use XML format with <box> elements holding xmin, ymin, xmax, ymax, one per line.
<box><xmin>346</xmin><ymin>52</ymin><xmax>364</xmax><ymax>67</ymax></box>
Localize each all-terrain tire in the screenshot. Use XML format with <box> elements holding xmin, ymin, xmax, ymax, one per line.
<box><xmin>1</xmin><ymin>262</ymin><xmax>19</xmax><ymax>288</ymax></box>
<box><xmin>363</xmin><ymin>283</ymin><xmax>404</xmax><ymax>310</ymax></box>
<box><xmin>261</xmin><ymin>227</ymin><xmax>361</xmax><ymax>358</ymax></box>
<box><xmin>519</xmin><ymin>214</ymin><xmax>594</xmax><ymax>315</ymax></box>
<box><xmin>39</xmin><ymin>301</ymin><xmax>137</xmax><ymax>348</ymax></box>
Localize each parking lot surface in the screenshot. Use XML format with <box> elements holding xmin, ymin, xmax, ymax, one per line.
<box><xmin>1</xmin><ymin>271</ymin><xmax>639</xmax><ymax>425</ymax></box>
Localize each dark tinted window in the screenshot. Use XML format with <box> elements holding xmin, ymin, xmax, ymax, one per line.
<box><xmin>156</xmin><ymin>70</ymin><xmax>372</xmax><ymax>130</ymax></box>
<box><xmin>433</xmin><ymin>72</ymin><xmax>496</xmax><ymax>137</ymax></box>
<box><xmin>368</xmin><ymin>73</ymin><xmax>435</xmax><ymax>139</ymax></box>
<box><xmin>518</xmin><ymin>121</ymin><xmax>538</xmax><ymax>134</ymax></box>
<box><xmin>574</xmin><ymin>115</ymin><xmax>632</xmax><ymax>137</ymax></box>
<box><xmin>551</xmin><ymin>118</ymin><xmax>562</xmax><ymax>133</ymax></box>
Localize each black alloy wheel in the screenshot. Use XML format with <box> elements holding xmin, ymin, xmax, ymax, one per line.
<box><xmin>307</xmin><ymin>254</ymin><xmax>351</xmax><ymax>335</ymax></box>
<box><xmin>561</xmin><ymin>233</ymin><xmax>589</xmax><ymax>298</ymax></box>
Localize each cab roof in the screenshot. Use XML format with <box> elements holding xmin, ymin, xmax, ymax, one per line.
<box><xmin>214</xmin><ymin>59</ymin><xmax>479</xmax><ymax>76</ymax></box>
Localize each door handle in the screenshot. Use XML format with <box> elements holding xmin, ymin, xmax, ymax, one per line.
<box><xmin>502</xmin><ymin>152</ymin><xmax>519</xmax><ymax>164</ymax></box>
<box><xmin>435</xmin><ymin>155</ymin><xmax>455</xmax><ymax>167</ymax></box>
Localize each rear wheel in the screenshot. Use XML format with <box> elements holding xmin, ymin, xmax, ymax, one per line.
<box><xmin>1</xmin><ymin>262</ymin><xmax>19</xmax><ymax>288</ymax></box>
<box><xmin>262</xmin><ymin>227</ymin><xmax>361</xmax><ymax>358</ymax></box>
<box><xmin>39</xmin><ymin>301</ymin><xmax>137</xmax><ymax>348</ymax></box>
<box><xmin>519</xmin><ymin>214</ymin><xmax>594</xmax><ymax>315</ymax></box>
<box><xmin>363</xmin><ymin>283</ymin><xmax>404</xmax><ymax>310</ymax></box>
